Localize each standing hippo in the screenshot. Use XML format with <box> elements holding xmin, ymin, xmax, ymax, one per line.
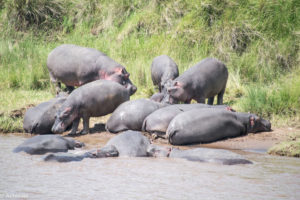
<box><xmin>47</xmin><ymin>44</ymin><xmax>137</xmax><ymax>95</ymax></box>
<box><xmin>142</xmin><ymin>103</ymin><xmax>232</xmax><ymax>136</ymax></box>
<box><xmin>13</xmin><ymin>135</ymin><xmax>84</xmax><ymax>155</ymax></box>
<box><xmin>167</xmin><ymin>108</ymin><xmax>271</xmax><ymax>145</ymax></box>
<box><xmin>23</xmin><ymin>96</ymin><xmax>67</xmax><ymax>135</ymax></box>
<box><xmin>106</xmin><ymin>99</ymin><xmax>166</xmax><ymax>133</ymax></box>
<box><xmin>151</xmin><ymin>55</ymin><xmax>179</xmax><ymax>93</ymax></box>
<box><xmin>164</xmin><ymin>58</ymin><xmax>228</xmax><ymax>104</ymax></box>
<box><xmin>52</xmin><ymin>80</ymin><xmax>130</xmax><ymax>135</ymax></box>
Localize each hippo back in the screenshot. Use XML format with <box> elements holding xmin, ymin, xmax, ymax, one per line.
<box><xmin>106</xmin><ymin>99</ymin><xmax>166</xmax><ymax>133</ymax></box>
<box><xmin>105</xmin><ymin>131</ymin><xmax>151</xmax><ymax>157</ymax></box>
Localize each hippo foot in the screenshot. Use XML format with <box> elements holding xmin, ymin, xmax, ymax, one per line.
<box><xmin>79</xmin><ymin>130</ymin><xmax>89</xmax><ymax>135</ymax></box>
<box><xmin>66</xmin><ymin>132</ymin><xmax>79</xmax><ymax>137</ymax></box>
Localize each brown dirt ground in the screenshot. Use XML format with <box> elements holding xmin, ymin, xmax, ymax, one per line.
<box><xmin>9</xmin><ymin>116</ymin><xmax>300</xmax><ymax>152</ymax></box>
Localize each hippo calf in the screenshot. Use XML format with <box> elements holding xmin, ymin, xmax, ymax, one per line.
<box><xmin>167</xmin><ymin>108</ymin><xmax>271</xmax><ymax>145</ymax></box>
<box><xmin>23</xmin><ymin>96</ymin><xmax>67</xmax><ymax>134</ymax></box>
<box><xmin>47</xmin><ymin>44</ymin><xmax>137</xmax><ymax>95</ymax></box>
<box><xmin>142</xmin><ymin>103</ymin><xmax>233</xmax><ymax>136</ymax></box>
<box><xmin>52</xmin><ymin>80</ymin><xmax>130</xmax><ymax>135</ymax></box>
<box><xmin>151</xmin><ymin>55</ymin><xmax>179</xmax><ymax>93</ymax></box>
<box><xmin>106</xmin><ymin>99</ymin><xmax>166</xmax><ymax>133</ymax></box>
<box><xmin>164</xmin><ymin>58</ymin><xmax>228</xmax><ymax>104</ymax></box>
<box><xmin>13</xmin><ymin>135</ymin><xmax>84</xmax><ymax>155</ymax></box>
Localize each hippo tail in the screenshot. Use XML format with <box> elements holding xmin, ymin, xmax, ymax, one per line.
<box><xmin>141</xmin><ymin>118</ymin><xmax>147</xmax><ymax>132</ymax></box>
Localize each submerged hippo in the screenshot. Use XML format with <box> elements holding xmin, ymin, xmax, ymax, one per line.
<box><xmin>164</xmin><ymin>58</ymin><xmax>228</xmax><ymax>104</ymax></box>
<box><xmin>13</xmin><ymin>135</ymin><xmax>84</xmax><ymax>155</ymax></box>
<box><xmin>142</xmin><ymin>103</ymin><xmax>233</xmax><ymax>136</ymax></box>
<box><xmin>45</xmin><ymin>131</ymin><xmax>252</xmax><ymax>165</ymax></box>
<box><xmin>52</xmin><ymin>80</ymin><xmax>130</xmax><ymax>135</ymax></box>
<box><xmin>167</xmin><ymin>108</ymin><xmax>272</xmax><ymax>145</ymax></box>
<box><xmin>23</xmin><ymin>96</ymin><xmax>67</xmax><ymax>135</ymax></box>
<box><xmin>151</xmin><ymin>55</ymin><xmax>179</xmax><ymax>93</ymax></box>
<box><xmin>106</xmin><ymin>99</ymin><xmax>166</xmax><ymax>133</ymax></box>
<box><xmin>47</xmin><ymin>44</ymin><xmax>137</xmax><ymax>95</ymax></box>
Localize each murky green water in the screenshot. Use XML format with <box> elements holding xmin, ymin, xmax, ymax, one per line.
<box><xmin>0</xmin><ymin>134</ymin><xmax>299</xmax><ymax>200</ymax></box>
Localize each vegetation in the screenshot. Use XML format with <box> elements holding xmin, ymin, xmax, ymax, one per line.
<box><xmin>268</xmin><ymin>132</ymin><xmax>300</xmax><ymax>157</ymax></box>
<box><xmin>0</xmin><ymin>0</ymin><xmax>299</xmax><ymax>135</ymax></box>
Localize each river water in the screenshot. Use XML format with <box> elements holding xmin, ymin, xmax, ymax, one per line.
<box><xmin>0</xmin><ymin>134</ymin><xmax>299</xmax><ymax>200</ymax></box>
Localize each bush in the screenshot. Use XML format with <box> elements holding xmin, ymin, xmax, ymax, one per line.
<box><xmin>6</xmin><ymin>0</ymin><xmax>65</xmax><ymax>31</ymax></box>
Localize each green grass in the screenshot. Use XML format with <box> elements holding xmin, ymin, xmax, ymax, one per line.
<box><xmin>268</xmin><ymin>132</ymin><xmax>300</xmax><ymax>157</ymax></box>
<box><xmin>0</xmin><ymin>0</ymin><xmax>299</xmax><ymax>134</ymax></box>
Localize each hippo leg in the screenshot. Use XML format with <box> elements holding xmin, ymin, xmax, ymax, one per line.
<box><xmin>207</xmin><ymin>96</ymin><xmax>214</xmax><ymax>105</ymax></box>
<box><xmin>81</xmin><ymin>115</ymin><xmax>90</xmax><ymax>135</ymax></box>
<box><xmin>68</xmin><ymin>118</ymin><xmax>80</xmax><ymax>135</ymax></box>
<box><xmin>217</xmin><ymin>88</ymin><xmax>225</xmax><ymax>105</ymax></box>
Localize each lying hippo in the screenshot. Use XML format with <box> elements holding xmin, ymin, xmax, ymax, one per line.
<box><xmin>44</xmin><ymin>131</ymin><xmax>252</xmax><ymax>165</ymax></box>
<box><xmin>47</xmin><ymin>44</ymin><xmax>137</xmax><ymax>95</ymax></box>
<box><xmin>23</xmin><ymin>96</ymin><xmax>67</xmax><ymax>134</ymax></box>
<box><xmin>164</xmin><ymin>58</ymin><xmax>228</xmax><ymax>104</ymax></box>
<box><xmin>142</xmin><ymin>103</ymin><xmax>233</xmax><ymax>136</ymax></box>
<box><xmin>44</xmin><ymin>130</ymin><xmax>149</xmax><ymax>162</ymax></box>
<box><xmin>151</xmin><ymin>55</ymin><xmax>179</xmax><ymax>93</ymax></box>
<box><xmin>106</xmin><ymin>99</ymin><xmax>166</xmax><ymax>133</ymax></box>
<box><xmin>13</xmin><ymin>135</ymin><xmax>84</xmax><ymax>155</ymax></box>
<box><xmin>147</xmin><ymin>145</ymin><xmax>252</xmax><ymax>165</ymax></box>
<box><xmin>167</xmin><ymin>108</ymin><xmax>272</xmax><ymax>145</ymax></box>
<box><xmin>52</xmin><ymin>80</ymin><xmax>130</xmax><ymax>135</ymax></box>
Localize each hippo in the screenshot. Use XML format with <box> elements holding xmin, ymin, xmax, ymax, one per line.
<box><xmin>23</xmin><ymin>96</ymin><xmax>67</xmax><ymax>134</ymax></box>
<box><xmin>164</xmin><ymin>58</ymin><xmax>228</xmax><ymax>104</ymax></box>
<box><xmin>147</xmin><ymin>145</ymin><xmax>252</xmax><ymax>165</ymax></box>
<box><xmin>106</xmin><ymin>99</ymin><xmax>166</xmax><ymax>133</ymax></box>
<box><xmin>167</xmin><ymin>108</ymin><xmax>272</xmax><ymax>145</ymax></box>
<box><xmin>150</xmin><ymin>92</ymin><xmax>165</xmax><ymax>102</ymax></box>
<box><xmin>13</xmin><ymin>135</ymin><xmax>84</xmax><ymax>155</ymax></box>
<box><xmin>43</xmin><ymin>131</ymin><xmax>252</xmax><ymax>165</ymax></box>
<box><xmin>52</xmin><ymin>80</ymin><xmax>130</xmax><ymax>135</ymax></box>
<box><xmin>47</xmin><ymin>44</ymin><xmax>137</xmax><ymax>95</ymax></box>
<box><xmin>142</xmin><ymin>103</ymin><xmax>233</xmax><ymax>136</ymax></box>
<box><xmin>151</xmin><ymin>55</ymin><xmax>179</xmax><ymax>93</ymax></box>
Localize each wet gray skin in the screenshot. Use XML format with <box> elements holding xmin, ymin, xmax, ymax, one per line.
<box><xmin>106</xmin><ymin>99</ymin><xmax>166</xmax><ymax>133</ymax></box>
<box><xmin>47</xmin><ymin>44</ymin><xmax>137</xmax><ymax>95</ymax></box>
<box><xmin>13</xmin><ymin>135</ymin><xmax>84</xmax><ymax>155</ymax></box>
<box><xmin>142</xmin><ymin>103</ymin><xmax>233</xmax><ymax>136</ymax></box>
<box><xmin>51</xmin><ymin>80</ymin><xmax>130</xmax><ymax>135</ymax></box>
<box><xmin>167</xmin><ymin>108</ymin><xmax>272</xmax><ymax>145</ymax></box>
<box><xmin>151</xmin><ymin>55</ymin><xmax>179</xmax><ymax>93</ymax></box>
<box><xmin>23</xmin><ymin>96</ymin><xmax>67</xmax><ymax>135</ymax></box>
<box><xmin>163</xmin><ymin>57</ymin><xmax>228</xmax><ymax>105</ymax></box>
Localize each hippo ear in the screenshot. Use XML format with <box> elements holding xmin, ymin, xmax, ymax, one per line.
<box><xmin>114</xmin><ymin>67</ymin><xmax>123</xmax><ymax>74</ymax></box>
<box><xmin>174</xmin><ymin>81</ymin><xmax>183</xmax><ymax>88</ymax></box>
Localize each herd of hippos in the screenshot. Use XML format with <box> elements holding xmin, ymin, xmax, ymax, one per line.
<box><xmin>15</xmin><ymin>44</ymin><xmax>272</xmax><ymax>165</ymax></box>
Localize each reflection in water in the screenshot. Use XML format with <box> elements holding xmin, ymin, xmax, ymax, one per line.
<box><xmin>0</xmin><ymin>134</ymin><xmax>299</xmax><ymax>200</ymax></box>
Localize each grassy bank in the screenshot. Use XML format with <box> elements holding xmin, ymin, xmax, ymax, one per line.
<box><xmin>0</xmin><ymin>0</ymin><xmax>299</xmax><ymax>134</ymax></box>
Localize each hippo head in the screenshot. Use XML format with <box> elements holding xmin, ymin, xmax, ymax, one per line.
<box><xmin>52</xmin><ymin>106</ymin><xmax>77</xmax><ymax>134</ymax></box>
<box><xmin>147</xmin><ymin>145</ymin><xmax>172</xmax><ymax>157</ymax></box>
<box><xmin>99</xmin><ymin>67</ymin><xmax>137</xmax><ymax>95</ymax></box>
<box><xmin>248</xmin><ymin>114</ymin><xmax>272</xmax><ymax>133</ymax></box>
<box><xmin>86</xmin><ymin>145</ymin><xmax>119</xmax><ymax>158</ymax></box>
<box><xmin>163</xmin><ymin>81</ymin><xmax>187</xmax><ymax>104</ymax></box>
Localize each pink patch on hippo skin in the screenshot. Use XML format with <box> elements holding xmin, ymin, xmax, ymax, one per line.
<box><xmin>113</xmin><ymin>67</ymin><xmax>123</xmax><ymax>74</ymax></box>
<box><xmin>250</xmin><ymin>117</ymin><xmax>255</xmax><ymax>127</ymax></box>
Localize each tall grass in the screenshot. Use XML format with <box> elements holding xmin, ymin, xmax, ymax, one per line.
<box><xmin>0</xmin><ymin>0</ymin><xmax>299</xmax><ymax>128</ymax></box>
